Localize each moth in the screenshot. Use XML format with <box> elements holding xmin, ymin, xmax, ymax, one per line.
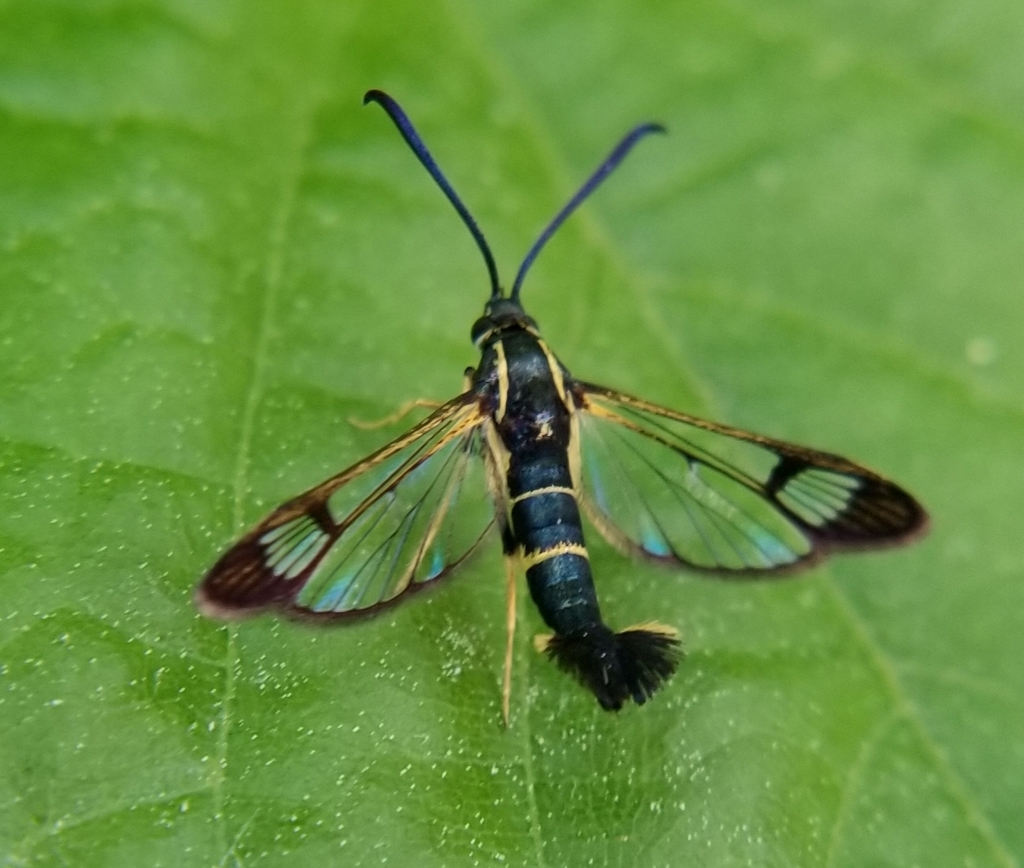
<box><xmin>197</xmin><ymin>90</ymin><xmax>928</xmax><ymax>722</ymax></box>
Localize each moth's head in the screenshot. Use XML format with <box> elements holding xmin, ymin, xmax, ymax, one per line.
<box><xmin>471</xmin><ymin>297</ymin><xmax>540</xmax><ymax>347</ymax></box>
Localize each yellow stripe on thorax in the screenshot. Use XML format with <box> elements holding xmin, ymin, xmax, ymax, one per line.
<box><xmin>537</xmin><ymin>339</ymin><xmax>570</xmax><ymax>409</ymax></box>
<box><xmin>495</xmin><ymin>339</ymin><xmax>509</xmax><ymax>423</ymax></box>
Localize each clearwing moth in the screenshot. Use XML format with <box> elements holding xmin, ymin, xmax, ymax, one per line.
<box><xmin>197</xmin><ymin>91</ymin><xmax>928</xmax><ymax>723</ymax></box>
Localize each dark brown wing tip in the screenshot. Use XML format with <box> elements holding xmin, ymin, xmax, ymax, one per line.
<box><xmin>193</xmin><ymin>582</ymin><xmax>269</xmax><ymax>620</ymax></box>
<box><xmin>813</xmin><ymin>480</ymin><xmax>930</xmax><ymax>551</ymax></box>
<box><xmin>891</xmin><ymin>493</ymin><xmax>930</xmax><ymax>544</ymax></box>
<box><xmin>193</xmin><ymin>536</ymin><xmax>295</xmax><ymax>620</ymax></box>
<box><xmin>909</xmin><ymin>503</ymin><xmax>931</xmax><ymax>540</ymax></box>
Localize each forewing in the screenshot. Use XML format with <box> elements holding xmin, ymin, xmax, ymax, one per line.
<box><xmin>575</xmin><ymin>383</ymin><xmax>927</xmax><ymax>575</ymax></box>
<box><xmin>197</xmin><ymin>394</ymin><xmax>494</xmax><ymax>619</ymax></box>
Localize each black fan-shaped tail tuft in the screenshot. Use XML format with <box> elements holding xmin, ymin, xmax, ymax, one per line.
<box><xmin>541</xmin><ymin>624</ymin><xmax>682</xmax><ymax>710</ymax></box>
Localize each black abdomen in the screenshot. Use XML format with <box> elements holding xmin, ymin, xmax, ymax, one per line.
<box><xmin>507</xmin><ymin>445</ymin><xmax>602</xmax><ymax>637</ymax></box>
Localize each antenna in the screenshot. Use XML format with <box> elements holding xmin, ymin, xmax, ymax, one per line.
<box><xmin>510</xmin><ymin>122</ymin><xmax>665</xmax><ymax>302</ymax></box>
<box><xmin>364</xmin><ymin>90</ymin><xmax>502</xmax><ymax>300</ymax></box>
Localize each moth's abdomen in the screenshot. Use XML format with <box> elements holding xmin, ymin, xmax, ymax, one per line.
<box><xmin>538</xmin><ymin>625</ymin><xmax>681</xmax><ymax>711</ymax></box>
<box><xmin>508</xmin><ymin>447</ymin><xmax>601</xmax><ymax>636</ymax></box>
<box><xmin>508</xmin><ymin>447</ymin><xmax>682</xmax><ymax>711</ymax></box>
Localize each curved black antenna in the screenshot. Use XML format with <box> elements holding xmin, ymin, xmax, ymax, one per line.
<box><xmin>510</xmin><ymin>122</ymin><xmax>665</xmax><ymax>302</ymax></box>
<box><xmin>364</xmin><ymin>90</ymin><xmax>502</xmax><ymax>300</ymax></box>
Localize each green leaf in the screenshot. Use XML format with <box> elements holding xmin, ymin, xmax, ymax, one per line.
<box><xmin>1</xmin><ymin>0</ymin><xmax>1020</xmax><ymax>865</ymax></box>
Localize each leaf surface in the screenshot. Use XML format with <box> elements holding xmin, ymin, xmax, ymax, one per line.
<box><xmin>1</xmin><ymin>1</ymin><xmax>1020</xmax><ymax>865</ymax></box>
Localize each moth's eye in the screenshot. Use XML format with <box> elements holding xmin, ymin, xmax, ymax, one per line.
<box><xmin>470</xmin><ymin>316</ymin><xmax>494</xmax><ymax>346</ymax></box>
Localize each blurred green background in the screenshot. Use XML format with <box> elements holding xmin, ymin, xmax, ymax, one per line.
<box><xmin>1</xmin><ymin>1</ymin><xmax>1021</xmax><ymax>865</ymax></box>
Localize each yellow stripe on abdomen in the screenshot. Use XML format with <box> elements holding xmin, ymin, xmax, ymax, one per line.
<box><xmin>510</xmin><ymin>484</ymin><xmax>576</xmax><ymax>505</ymax></box>
<box><xmin>520</xmin><ymin>542</ymin><xmax>590</xmax><ymax>569</ymax></box>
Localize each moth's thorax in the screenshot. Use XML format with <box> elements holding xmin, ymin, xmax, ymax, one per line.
<box><xmin>474</xmin><ymin>328</ymin><xmax>573</xmax><ymax>456</ymax></box>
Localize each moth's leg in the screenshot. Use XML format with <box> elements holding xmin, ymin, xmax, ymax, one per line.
<box><xmin>502</xmin><ymin>552</ymin><xmax>518</xmax><ymax>728</ymax></box>
<box><xmin>348</xmin><ymin>398</ymin><xmax>442</xmax><ymax>430</ymax></box>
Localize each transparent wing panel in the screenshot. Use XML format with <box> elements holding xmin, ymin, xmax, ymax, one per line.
<box><xmin>295</xmin><ymin>425</ymin><xmax>493</xmax><ymax>614</ymax></box>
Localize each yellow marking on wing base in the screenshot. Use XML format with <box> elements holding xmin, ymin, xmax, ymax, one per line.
<box><xmin>327</xmin><ymin>405</ymin><xmax>483</xmax><ymax>534</ymax></box>
<box><xmin>510</xmin><ymin>485</ymin><xmax>576</xmax><ymax>505</ymax></box>
<box><xmin>521</xmin><ymin>542</ymin><xmax>589</xmax><ymax>569</ymax></box>
<box><xmin>533</xmin><ymin>633</ymin><xmax>553</xmax><ymax>653</ymax></box>
<box><xmin>495</xmin><ymin>340</ymin><xmax>509</xmax><ymax>423</ymax></box>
